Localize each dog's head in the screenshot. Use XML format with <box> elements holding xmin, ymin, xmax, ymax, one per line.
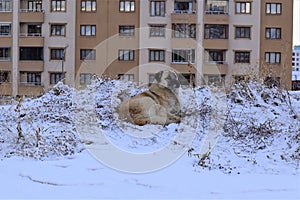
<box><xmin>154</xmin><ymin>70</ymin><xmax>180</xmax><ymax>90</ymax></box>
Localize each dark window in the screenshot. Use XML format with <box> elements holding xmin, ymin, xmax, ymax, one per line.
<box><xmin>206</xmin><ymin>50</ymin><xmax>226</xmax><ymax>64</ymax></box>
<box><xmin>27</xmin><ymin>0</ymin><xmax>43</xmax><ymax>11</ymax></box>
<box><xmin>172</xmin><ymin>49</ymin><xmax>195</xmax><ymax>63</ymax></box>
<box><xmin>0</xmin><ymin>47</ymin><xmax>10</xmax><ymax>60</ymax></box>
<box><xmin>266</xmin><ymin>3</ymin><xmax>281</xmax><ymax>15</ymax></box>
<box><xmin>51</xmin><ymin>24</ymin><xmax>66</xmax><ymax>36</ymax></box>
<box><xmin>172</xmin><ymin>24</ymin><xmax>196</xmax><ymax>38</ymax></box>
<box><xmin>118</xmin><ymin>74</ymin><xmax>134</xmax><ymax>81</ymax></box>
<box><xmin>51</xmin><ymin>0</ymin><xmax>66</xmax><ymax>12</ymax></box>
<box><xmin>149</xmin><ymin>49</ymin><xmax>165</xmax><ymax>62</ymax></box>
<box><xmin>118</xmin><ymin>49</ymin><xmax>134</xmax><ymax>61</ymax></box>
<box><xmin>20</xmin><ymin>47</ymin><xmax>43</xmax><ymax>61</ymax></box>
<box><xmin>81</xmin><ymin>0</ymin><xmax>96</xmax><ymax>12</ymax></box>
<box><xmin>174</xmin><ymin>1</ymin><xmax>195</xmax><ymax>14</ymax></box>
<box><xmin>80</xmin><ymin>49</ymin><xmax>96</xmax><ymax>60</ymax></box>
<box><xmin>119</xmin><ymin>0</ymin><xmax>135</xmax><ymax>12</ymax></box>
<box><xmin>264</xmin><ymin>77</ymin><xmax>280</xmax><ymax>87</ymax></box>
<box><xmin>20</xmin><ymin>72</ymin><xmax>41</xmax><ymax>86</ymax></box>
<box><xmin>235</xmin><ymin>27</ymin><xmax>251</xmax><ymax>38</ymax></box>
<box><xmin>205</xmin><ymin>24</ymin><xmax>228</xmax><ymax>39</ymax></box>
<box><xmin>50</xmin><ymin>72</ymin><xmax>63</xmax><ymax>84</ymax></box>
<box><xmin>150</xmin><ymin>0</ymin><xmax>165</xmax><ymax>16</ymax></box>
<box><xmin>0</xmin><ymin>71</ymin><xmax>9</xmax><ymax>83</ymax></box>
<box><xmin>0</xmin><ymin>0</ymin><xmax>12</xmax><ymax>12</ymax></box>
<box><xmin>207</xmin><ymin>75</ymin><xmax>225</xmax><ymax>87</ymax></box>
<box><xmin>265</xmin><ymin>28</ymin><xmax>281</xmax><ymax>39</ymax></box>
<box><xmin>50</xmin><ymin>49</ymin><xmax>64</xmax><ymax>60</ymax></box>
<box><xmin>0</xmin><ymin>23</ymin><xmax>11</xmax><ymax>36</ymax></box>
<box><xmin>119</xmin><ymin>25</ymin><xmax>135</xmax><ymax>36</ymax></box>
<box><xmin>235</xmin><ymin>51</ymin><xmax>250</xmax><ymax>63</ymax></box>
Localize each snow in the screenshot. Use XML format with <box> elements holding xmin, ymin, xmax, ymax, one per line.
<box><xmin>0</xmin><ymin>79</ymin><xmax>299</xmax><ymax>199</ymax></box>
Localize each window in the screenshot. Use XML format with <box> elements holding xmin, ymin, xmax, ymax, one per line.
<box><xmin>50</xmin><ymin>72</ymin><xmax>64</xmax><ymax>84</ymax></box>
<box><xmin>80</xmin><ymin>73</ymin><xmax>92</xmax><ymax>85</ymax></box>
<box><xmin>264</xmin><ymin>77</ymin><xmax>280</xmax><ymax>87</ymax></box>
<box><xmin>206</xmin><ymin>75</ymin><xmax>225</xmax><ymax>87</ymax></box>
<box><xmin>50</xmin><ymin>49</ymin><xmax>64</xmax><ymax>60</ymax></box>
<box><xmin>205</xmin><ymin>0</ymin><xmax>229</xmax><ymax>14</ymax></box>
<box><xmin>118</xmin><ymin>74</ymin><xmax>134</xmax><ymax>81</ymax></box>
<box><xmin>265</xmin><ymin>52</ymin><xmax>281</xmax><ymax>64</ymax></box>
<box><xmin>179</xmin><ymin>73</ymin><xmax>196</xmax><ymax>86</ymax></box>
<box><xmin>172</xmin><ymin>49</ymin><xmax>195</xmax><ymax>63</ymax></box>
<box><xmin>0</xmin><ymin>71</ymin><xmax>9</xmax><ymax>83</ymax></box>
<box><xmin>235</xmin><ymin>2</ymin><xmax>251</xmax><ymax>14</ymax></box>
<box><xmin>80</xmin><ymin>25</ymin><xmax>96</xmax><ymax>36</ymax></box>
<box><xmin>51</xmin><ymin>24</ymin><xmax>66</xmax><ymax>36</ymax></box>
<box><xmin>20</xmin><ymin>47</ymin><xmax>43</xmax><ymax>61</ymax></box>
<box><xmin>0</xmin><ymin>47</ymin><xmax>10</xmax><ymax>60</ymax></box>
<box><xmin>174</xmin><ymin>0</ymin><xmax>194</xmax><ymax>14</ymax></box>
<box><xmin>20</xmin><ymin>72</ymin><xmax>41</xmax><ymax>86</ymax></box>
<box><xmin>26</xmin><ymin>24</ymin><xmax>42</xmax><ymax>36</ymax></box>
<box><xmin>51</xmin><ymin>0</ymin><xmax>66</xmax><ymax>12</ymax></box>
<box><xmin>265</xmin><ymin>28</ymin><xmax>281</xmax><ymax>39</ymax></box>
<box><xmin>119</xmin><ymin>25</ymin><xmax>135</xmax><ymax>36</ymax></box>
<box><xmin>204</xmin><ymin>24</ymin><xmax>228</xmax><ymax>39</ymax></box>
<box><xmin>27</xmin><ymin>0</ymin><xmax>43</xmax><ymax>12</ymax></box>
<box><xmin>81</xmin><ymin>0</ymin><xmax>96</xmax><ymax>12</ymax></box>
<box><xmin>266</xmin><ymin>3</ymin><xmax>281</xmax><ymax>15</ymax></box>
<box><xmin>118</xmin><ymin>49</ymin><xmax>134</xmax><ymax>61</ymax></box>
<box><xmin>150</xmin><ymin>0</ymin><xmax>165</xmax><ymax>16</ymax></box>
<box><xmin>235</xmin><ymin>26</ymin><xmax>251</xmax><ymax>39</ymax></box>
<box><xmin>172</xmin><ymin>24</ymin><xmax>196</xmax><ymax>38</ymax></box>
<box><xmin>119</xmin><ymin>0</ymin><xmax>135</xmax><ymax>12</ymax></box>
<box><xmin>235</xmin><ymin>51</ymin><xmax>250</xmax><ymax>63</ymax></box>
<box><xmin>149</xmin><ymin>49</ymin><xmax>165</xmax><ymax>62</ymax></box>
<box><xmin>0</xmin><ymin>23</ymin><xmax>11</xmax><ymax>36</ymax></box>
<box><xmin>149</xmin><ymin>25</ymin><xmax>165</xmax><ymax>37</ymax></box>
<box><xmin>205</xmin><ymin>50</ymin><xmax>226</xmax><ymax>64</ymax></box>
<box><xmin>80</xmin><ymin>49</ymin><xmax>96</xmax><ymax>60</ymax></box>
<box><xmin>0</xmin><ymin>0</ymin><xmax>12</xmax><ymax>12</ymax></box>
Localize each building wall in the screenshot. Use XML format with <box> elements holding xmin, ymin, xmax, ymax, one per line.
<box><xmin>260</xmin><ymin>0</ymin><xmax>293</xmax><ymax>89</ymax></box>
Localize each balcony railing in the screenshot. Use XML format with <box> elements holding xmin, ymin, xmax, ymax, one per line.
<box><xmin>0</xmin><ymin>57</ymin><xmax>11</xmax><ymax>61</ymax></box>
<box><xmin>19</xmin><ymin>9</ymin><xmax>44</xmax><ymax>12</ymax></box>
<box><xmin>205</xmin><ymin>10</ymin><xmax>228</xmax><ymax>15</ymax></box>
<box><xmin>19</xmin><ymin>33</ymin><xmax>42</xmax><ymax>37</ymax></box>
<box><xmin>174</xmin><ymin>10</ymin><xmax>196</xmax><ymax>14</ymax></box>
<box><xmin>205</xmin><ymin>61</ymin><xmax>227</xmax><ymax>65</ymax></box>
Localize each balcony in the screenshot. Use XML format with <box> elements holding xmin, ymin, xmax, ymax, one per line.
<box><xmin>19</xmin><ymin>34</ymin><xmax>44</xmax><ymax>46</ymax></box>
<box><xmin>204</xmin><ymin>0</ymin><xmax>229</xmax><ymax>15</ymax></box>
<box><xmin>0</xmin><ymin>83</ymin><xmax>12</xmax><ymax>96</ymax></box>
<box><xmin>19</xmin><ymin>61</ymin><xmax>44</xmax><ymax>71</ymax></box>
<box><xmin>19</xmin><ymin>10</ymin><xmax>44</xmax><ymax>23</ymax></box>
<box><xmin>18</xmin><ymin>84</ymin><xmax>44</xmax><ymax>96</ymax></box>
<box><xmin>171</xmin><ymin>12</ymin><xmax>197</xmax><ymax>23</ymax></box>
<box><xmin>202</xmin><ymin>62</ymin><xmax>228</xmax><ymax>74</ymax></box>
<box><xmin>203</xmin><ymin>14</ymin><xmax>229</xmax><ymax>24</ymax></box>
<box><xmin>203</xmin><ymin>39</ymin><xmax>228</xmax><ymax>49</ymax></box>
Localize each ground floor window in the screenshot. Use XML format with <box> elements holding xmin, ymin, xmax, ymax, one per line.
<box><xmin>20</xmin><ymin>72</ymin><xmax>41</xmax><ymax>86</ymax></box>
<box><xmin>50</xmin><ymin>72</ymin><xmax>64</xmax><ymax>84</ymax></box>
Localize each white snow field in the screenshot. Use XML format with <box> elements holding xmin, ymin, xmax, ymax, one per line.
<box><xmin>0</xmin><ymin>80</ymin><xmax>299</xmax><ymax>199</ymax></box>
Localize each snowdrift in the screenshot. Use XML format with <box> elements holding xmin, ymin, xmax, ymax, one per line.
<box><xmin>0</xmin><ymin>79</ymin><xmax>299</xmax><ymax>174</ymax></box>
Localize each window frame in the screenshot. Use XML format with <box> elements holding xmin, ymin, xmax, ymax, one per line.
<box><xmin>172</xmin><ymin>49</ymin><xmax>196</xmax><ymax>64</ymax></box>
<box><xmin>265</xmin><ymin>27</ymin><xmax>281</xmax><ymax>39</ymax></box>
<box><xmin>149</xmin><ymin>49</ymin><xmax>165</xmax><ymax>62</ymax></box>
<box><xmin>119</xmin><ymin>25</ymin><xmax>135</xmax><ymax>36</ymax></box>
<box><xmin>266</xmin><ymin>3</ymin><xmax>281</xmax><ymax>15</ymax></box>
<box><xmin>80</xmin><ymin>73</ymin><xmax>92</xmax><ymax>85</ymax></box>
<box><xmin>19</xmin><ymin>71</ymin><xmax>42</xmax><ymax>86</ymax></box>
<box><xmin>80</xmin><ymin>25</ymin><xmax>96</xmax><ymax>36</ymax></box>
<box><xmin>118</xmin><ymin>49</ymin><xmax>135</xmax><ymax>61</ymax></box>
<box><xmin>265</xmin><ymin>52</ymin><xmax>281</xmax><ymax>64</ymax></box>
<box><xmin>172</xmin><ymin>23</ymin><xmax>196</xmax><ymax>39</ymax></box>
<box><xmin>150</xmin><ymin>0</ymin><xmax>166</xmax><ymax>17</ymax></box>
<box><xmin>81</xmin><ymin>0</ymin><xmax>97</xmax><ymax>12</ymax></box>
<box><xmin>234</xmin><ymin>51</ymin><xmax>251</xmax><ymax>64</ymax></box>
<box><xmin>149</xmin><ymin>24</ymin><xmax>166</xmax><ymax>37</ymax></box>
<box><xmin>235</xmin><ymin>26</ymin><xmax>251</xmax><ymax>39</ymax></box>
<box><xmin>204</xmin><ymin>24</ymin><xmax>228</xmax><ymax>39</ymax></box>
<box><xmin>51</xmin><ymin>0</ymin><xmax>66</xmax><ymax>12</ymax></box>
<box><xmin>50</xmin><ymin>72</ymin><xmax>64</xmax><ymax>84</ymax></box>
<box><xmin>235</xmin><ymin>1</ymin><xmax>251</xmax><ymax>14</ymax></box>
<box><xmin>0</xmin><ymin>47</ymin><xmax>10</xmax><ymax>61</ymax></box>
<box><xmin>119</xmin><ymin>0</ymin><xmax>135</xmax><ymax>12</ymax></box>
<box><xmin>80</xmin><ymin>49</ymin><xmax>96</xmax><ymax>61</ymax></box>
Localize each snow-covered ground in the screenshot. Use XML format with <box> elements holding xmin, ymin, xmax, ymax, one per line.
<box><xmin>0</xmin><ymin>80</ymin><xmax>299</xmax><ymax>199</ymax></box>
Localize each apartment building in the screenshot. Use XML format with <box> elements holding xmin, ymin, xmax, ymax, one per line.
<box><xmin>0</xmin><ymin>0</ymin><xmax>294</xmax><ymax>97</ymax></box>
<box><xmin>292</xmin><ymin>45</ymin><xmax>300</xmax><ymax>90</ymax></box>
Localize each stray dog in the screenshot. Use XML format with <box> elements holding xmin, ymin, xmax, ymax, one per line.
<box><xmin>118</xmin><ymin>70</ymin><xmax>181</xmax><ymax>126</ymax></box>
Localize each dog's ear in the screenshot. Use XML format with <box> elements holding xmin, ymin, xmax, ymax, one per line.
<box><xmin>154</xmin><ymin>71</ymin><xmax>163</xmax><ymax>82</ymax></box>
